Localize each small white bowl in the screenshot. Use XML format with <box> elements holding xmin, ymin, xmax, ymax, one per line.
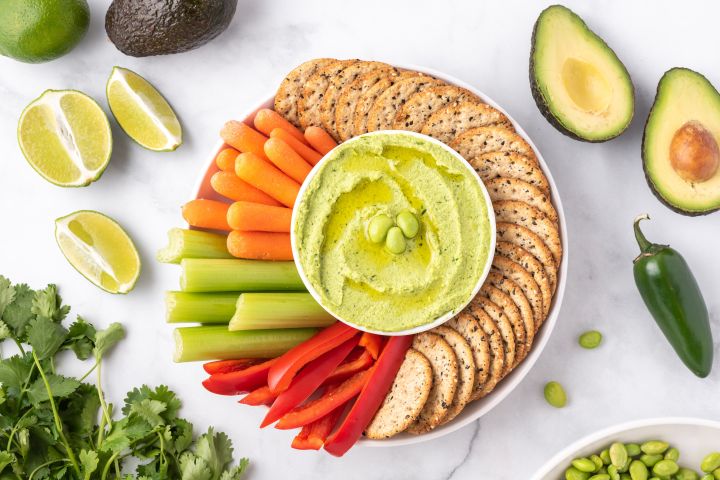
<box><xmin>289</xmin><ymin>130</ymin><xmax>496</xmax><ymax>336</ymax></box>
<box><xmin>192</xmin><ymin>64</ymin><xmax>568</xmax><ymax>448</ymax></box>
<box><xmin>531</xmin><ymin>417</ymin><xmax>720</xmax><ymax>479</ymax></box>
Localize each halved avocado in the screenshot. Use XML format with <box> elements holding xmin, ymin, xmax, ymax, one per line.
<box><xmin>530</xmin><ymin>5</ymin><xmax>634</xmax><ymax>142</ymax></box>
<box><xmin>643</xmin><ymin>68</ymin><xmax>720</xmax><ymax>216</ymax></box>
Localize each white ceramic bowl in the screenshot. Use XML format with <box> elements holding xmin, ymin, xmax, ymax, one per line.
<box><xmin>531</xmin><ymin>418</ymin><xmax>720</xmax><ymax>479</ymax></box>
<box><xmin>192</xmin><ymin>64</ymin><xmax>568</xmax><ymax>447</ymax></box>
<box><xmin>289</xmin><ymin>130</ymin><xmax>496</xmax><ymax>336</ymax></box>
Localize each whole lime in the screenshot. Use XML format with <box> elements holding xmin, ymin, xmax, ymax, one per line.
<box><xmin>0</xmin><ymin>0</ymin><xmax>90</xmax><ymax>63</ymax></box>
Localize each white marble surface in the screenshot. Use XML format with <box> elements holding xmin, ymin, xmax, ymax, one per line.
<box><xmin>1</xmin><ymin>1</ymin><xmax>719</xmax><ymax>478</ymax></box>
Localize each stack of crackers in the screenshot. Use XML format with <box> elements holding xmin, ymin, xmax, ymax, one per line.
<box><xmin>275</xmin><ymin>59</ymin><xmax>563</xmax><ymax>439</ymax></box>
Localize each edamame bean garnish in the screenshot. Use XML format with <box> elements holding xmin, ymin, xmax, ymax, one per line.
<box><xmin>367</xmin><ymin>210</ymin><xmax>420</xmax><ymax>255</ymax></box>
<box><xmin>563</xmin><ymin>442</ymin><xmax>720</xmax><ymax>480</ymax></box>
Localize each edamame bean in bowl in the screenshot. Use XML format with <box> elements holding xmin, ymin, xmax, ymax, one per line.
<box><xmin>291</xmin><ymin>131</ymin><xmax>495</xmax><ymax>334</ymax></box>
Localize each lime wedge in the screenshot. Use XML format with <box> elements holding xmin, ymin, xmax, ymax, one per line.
<box><xmin>17</xmin><ymin>90</ymin><xmax>112</xmax><ymax>187</ymax></box>
<box><xmin>55</xmin><ymin>210</ymin><xmax>141</xmax><ymax>294</ymax></box>
<box><xmin>106</xmin><ymin>66</ymin><xmax>182</xmax><ymax>151</ymax></box>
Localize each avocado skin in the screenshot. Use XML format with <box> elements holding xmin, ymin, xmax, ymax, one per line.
<box><xmin>529</xmin><ymin>5</ymin><xmax>635</xmax><ymax>143</ymax></box>
<box><xmin>641</xmin><ymin>68</ymin><xmax>719</xmax><ymax>216</ymax></box>
<box><xmin>106</xmin><ymin>0</ymin><xmax>237</xmax><ymax>57</ymax></box>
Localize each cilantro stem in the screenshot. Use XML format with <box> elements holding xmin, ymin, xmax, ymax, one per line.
<box><xmin>31</xmin><ymin>351</ymin><xmax>80</xmax><ymax>477</ymax></box>
<box><xmin>77</xmin><ymin>360</ymin><xmax>98</xmax><ymax>382</ymax></box>
<box><xmin>28</xmin><ymin>459</ymin><xmax>70</xmax><ymax>480</ymax></box>
<box><xmin>5</xmin><ymin>408</ymin><xmax>34</xmax><ymax>451</ymax></box>
<box><xmin>100</xmin><ymin>451</ymin><xmax>120</xmax><ymax>480</ymax></box>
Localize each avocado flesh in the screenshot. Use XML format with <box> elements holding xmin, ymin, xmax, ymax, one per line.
<box><xmin>530</xmin><ymin>5</ymin><xmax>634</xmax><ymax>142</ymax></box>
<box><xmin>105</xmin><ymin>0</ymin><xmax>237</xmax><ymax>57</ymax></box>
<box><xmin>643</xmin><ymin>68</ymin><xmax>720</xmax><ymax>215</ymax></box>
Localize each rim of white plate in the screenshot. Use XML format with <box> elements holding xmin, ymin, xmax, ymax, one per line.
<box><xmin>191</xmin><ymin>63</ymin><xmax>569</xmax><ymax>448</ymax></box>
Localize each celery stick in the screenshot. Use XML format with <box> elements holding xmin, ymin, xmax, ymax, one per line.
<box><xmin>166</xmin><ymin>291</ymin><xmax>239</xmax><ymax>324</ymax></box>
<box><xmin>229</xmin><ymin>293</ymin><xmax>335</xmax><ymax>331</ymax></box>
<box><xmin>157</xmin><ymin>228</ymin><xmax>232</xmax><ymax>264</ymax></box>
<box><xmin>180</xmin><ymin>258</ymin><xmax>305</xmax><ymax>292</ymax></box>
<box><xmin>173</xmin><ymin>325</ymin><xmax>317</xmax><ymax>362</ymax></box>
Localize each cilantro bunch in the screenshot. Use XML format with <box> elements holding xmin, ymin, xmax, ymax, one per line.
<box><xmin>0</xmin><ymin>276</ymin><xmax>248</xmax><ymax>479</ymax></box>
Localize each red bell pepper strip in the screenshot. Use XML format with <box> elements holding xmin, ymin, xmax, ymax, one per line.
<box><xmin>324</xmin><ymin>335</ymin><xmax>413</xmax><ymax>457</ymax></box>
<box><xmin>275</xmin><ymin>369</ymin><xmax>372</xmax><ymax>430</ymax></box>
<box><xmin>267</xmin><ymin>322</ymin><xmax>358</xmax><ymax>394</ymax></box>
<box><xmin>202</xmin><ymin>358</ymin><xmax>277</xmax><ymax>395</ymax></box>
<box><xmin>358</xmin><ymin>332</ymin><xmax>386</xmax><ymax>359</ymax></box>
<box><xmin>239</xmin><ymin>386</ymin><xmax>276</xmax><ymax>406</ymax></box>
<box><xmin>323</xmin><ymin>350</ymin><xmax>373</xmax><ymax>385</ymax></box>
<box><xmin>203</xmin><ymin>358</ymin><xmax>265</xmax><ymax>375</ymax></box>
<box><xmin>261</xmin><ymin>336</ymin><xmax>358</xmax><ymax>427</ymax></box>
<box><xmin>291</xmin><ymin>405</ymin><xmax>344</xmax><ymax>450</ymax></box>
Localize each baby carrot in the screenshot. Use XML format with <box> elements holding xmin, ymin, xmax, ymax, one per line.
<box><xmin>304</xmin><ymin>126</ymin><xmax>337</xmax><ymax>155</ymax></box>
<box><xmin>182</xmin><ymin>199</ymin><xmax>230</xmax><ymax>231</ymax></box>
<box><xmin>220</xmin><ymin>121</ymin><xmax>269</xmax><ymax>160</ymax></box>
<box><xmin>227</xmin><ymin>201</ymin><xmax>292</xmax><ymax>232</ymax></box>
<box><xmin>210</xmin><ymin>171</ymin><xmax>283</xmax><ymax>206</ymax></box>
<box><xmin>270</xmin><ymin>128</ymin><xmax>323</xmax><ymax>165</ymax></box>
<box><xmin>227</xmin><ymin>231</ymin><xmax>293</xmax><ymax>261</ymax></box>
<box><xmin>254</xmin><ymin>109</ymin><xmax>308</xmax><ymax>145</ymax></box>
<box><xmin>264</xmin><ymin>137</ymin><xmax>313</xmax><ymax>184</ymax></box>
<box><xmin>235</xmin><ymin>152</ymin><xmax>300</xmax><ymax>208</ymax></box>
<box><xmin>215</xmin><ymin>147</ymin><xmax>240</xmax><ymax>172</ymax></box>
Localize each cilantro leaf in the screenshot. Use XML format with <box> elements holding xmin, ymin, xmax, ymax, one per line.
<box><xmin>27</xmin><ymin>316</ymin><xmax>67</xmax><ymax>360</ymax></box>
<box><xmin>2</xmin><ymin>284</ymin><xmax>34</xmax><ymax>339</ymax></box>
<box><xmin>219</xmin><ymin>460</ymin><xmax>249</xmax><ymax>480</ymax></box>
<box><xmin>31</xmin><ymin>284</ymin><xmax>70</xmax><ymax>323</ymax></box>
<box><xmin>62</xmin><ymin>384</ymin><xmax>100</xmax><ymax>438</ymax></box>
<box><xmin>130</xmin><ymin>399</ymin><xmax>167</xmax><ymax>427</ymax></box>
<box><xmin>124</xmin><ymin>385</ymin><xmax>181</xmax><ymax>421</ymax></box>
<box><xmin>0</xmin><ymin>451</ymin><xmax>14</xmax><ymax>474</ymax></box>
<box><xmin>93</xmin><ymin>322</ymin><xmax>125</xmax><ymax>360</ymax></box>
<box><xmin>79</xmin><ymin>449</ymin><xmax>98</xmax><ymax>480</ymax></box>
<box><xmin>27</xmin><ymin>374</ymin><xmax>80</xmax><ymax>405</ymax></box>
<box><xmin>0</xmin><ymin>320</ymin><xmax>11</xmax><ymax>341</ymax></box>
<box><xmin>195</xmin><ymin>428</ymin><xmax>234</xmax><ymax>479</ymax></box>
<box><xmin>0</xmin><ymin>276</ymin><xmax>15</xmax><ymax>318</ymax></box>
<box><xmin>64</xmin><ymin>316</ymin><xmax>96</xmax><ymax>360</ymax></box>
<box><xmin>179</xmin><ymin>452</ymin><xmax>212</xmax><ymax>480</ymax></box>
<box><xmin>0</xmin><ymin>354</ymin><xmax>33</xmax><ymax>392</ymax></box>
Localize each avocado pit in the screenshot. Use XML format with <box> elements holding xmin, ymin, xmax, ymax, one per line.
<box><xmin>669</xmin><ymin>120</ymin><xmax>720</xmax><ymax>183</ymax></box>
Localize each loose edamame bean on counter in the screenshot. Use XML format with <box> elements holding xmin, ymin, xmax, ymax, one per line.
<box><xmin>563</xmin><ymin>441</ymin><xmax>720</xmax><ymax>480</ymax></box>
<box><xmin>543</xmin><ymin>381</ymin><xmax>567</xmax><ymax>408</ymax></box>
<box><xmin>579</xmin><ymin>330</ymin><xmax>603</xmax><ymax>349</ymax></box>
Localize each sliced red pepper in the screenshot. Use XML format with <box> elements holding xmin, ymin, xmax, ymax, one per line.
<box><xmin>275</xmin><ymin>368</ymin><xmax>372</xmax><ymax>430</ymax></box>
<box><xmin>261</xmin><ymin>336</ymin><xmax>358</xmax><ymax>428</ymax></box>
<box><xmin>239</xmin><ymin>386</ymin><xmax>276</xmax><ymax>406</ymax></box>
<box><xmin>323</xmin><ymin>350</ymin><xmax>373</xmax><ymax>385</ymax></box>
<box><xmin>203</xmin><ymin>358</ymin><xmax>266</xmax><ymax>375</ymax></box>
<box><xmin>291</xmin><ymin>406</ymin><xmax>344</xmax><ymax>450</ymax></box>
<box><xmin>202</xmin><ymin>358</ymin><xmax>277</xmax><ymax>396</ymax></box>
<box><xmin>267</xmin><ymin>322</ymin><xmax>358</xmax><ymax>394</ymax></box>
<box><xmin>358</xmin><ymin>332</ymin><xmax>386</xmax><ymax>359</ymax></box>
<box><xmin>324</xmin><ymin>335</ymin><xmax>413</xmax><ymax>457</ymax></box>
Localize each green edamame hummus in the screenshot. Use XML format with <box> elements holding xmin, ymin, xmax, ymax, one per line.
<box><xmin>293</xmin><ymin>132</ymin><xmax>492</xmax><ymax>332</ymax></box>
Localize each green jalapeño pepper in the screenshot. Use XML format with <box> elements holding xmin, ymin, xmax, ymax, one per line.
<box><xmin>633</xmin><ymin>214</ymin><xmax>713</xmax><ymax>377</ymax></box>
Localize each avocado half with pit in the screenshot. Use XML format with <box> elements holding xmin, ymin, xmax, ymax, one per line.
<box><xmin>643</xmin><ymin>68</ymin><xmax>720</xmax><ymax>216</ymax></box>
<box><xmin>530</xmin><ymin>5</ymin><xmax>634</xmax><ymax>142</ymax></box>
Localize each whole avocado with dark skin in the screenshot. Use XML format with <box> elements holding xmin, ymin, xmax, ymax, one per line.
<box><xmin>105</xmin><ymin>0</ymin><xmax>237</xmax><ymax>57</ymax></box>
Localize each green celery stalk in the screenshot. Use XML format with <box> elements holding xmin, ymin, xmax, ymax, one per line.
<box><xmin>229</xmin><ymin>293</ymin><xmax>335</xmax><ymax>331</ymax></box>
<box><xmin>180</xmin><ymin>258</ymin><xmax>305</xmax><ymax>292</ymax></box>
<box><xmin>166</xmin><ymin>291</ymin><xmax>239</xmax><ymax>324</ymax></box>
<box><xmin>173</xmin><ymin>326</ymin><xmax>317</xmax><ymax>362</ymax></box>
<box><xmin>157</xmin><ymin>228</ymin><xmax>232</xmax><ymax>264</ymax></box>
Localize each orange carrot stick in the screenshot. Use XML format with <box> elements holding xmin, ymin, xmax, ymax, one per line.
<box><xmin>210</xmin><ymin>171</ymin><xmax>283</xmax><ymax>206</ymax></box>
<box><xmin>227</xmin><ymin>231</ymin><xmax>293</xmax><ymax>261</ymax></box>
<box><xmin>304</xmin><ymin>126</ymin><xmax>337</xmax><ymax>155</ymax></box>
<box><xmin>220</xmin><ymin>121</ymin><xmax>269</xmax><ymax>160</ymax></box>
<box><xmin>235</xmin><ymin>152</ymin><xmax>300</xmax><ymax>208</ymax></box>
<box><xmin>227</xmin><ymin>201</ymin><xmax>292</xmax><ymax>232</ymax></box>
<box><xmin>215</xmin><ymin>147</ymin><xmax>240</xmax><ymax>172</ymax></box>
<box><xmin>182</xmin><ymin>199</ymin><xmax>230</xmax><ymax>231</ymax></box>
<box><xmin>264</xmin><ymin>137</ymin><xmax>313</xmax><ymax>184</ymax></box>
<box><xmin>270</xmin><ymin>128</ymin><xmax>323</xmax><ymax>165</ymax></box>
<box><xmin>254</xmin><ymin>109</ymin><xmax>308</xmax><ymax>145</ymax></box>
